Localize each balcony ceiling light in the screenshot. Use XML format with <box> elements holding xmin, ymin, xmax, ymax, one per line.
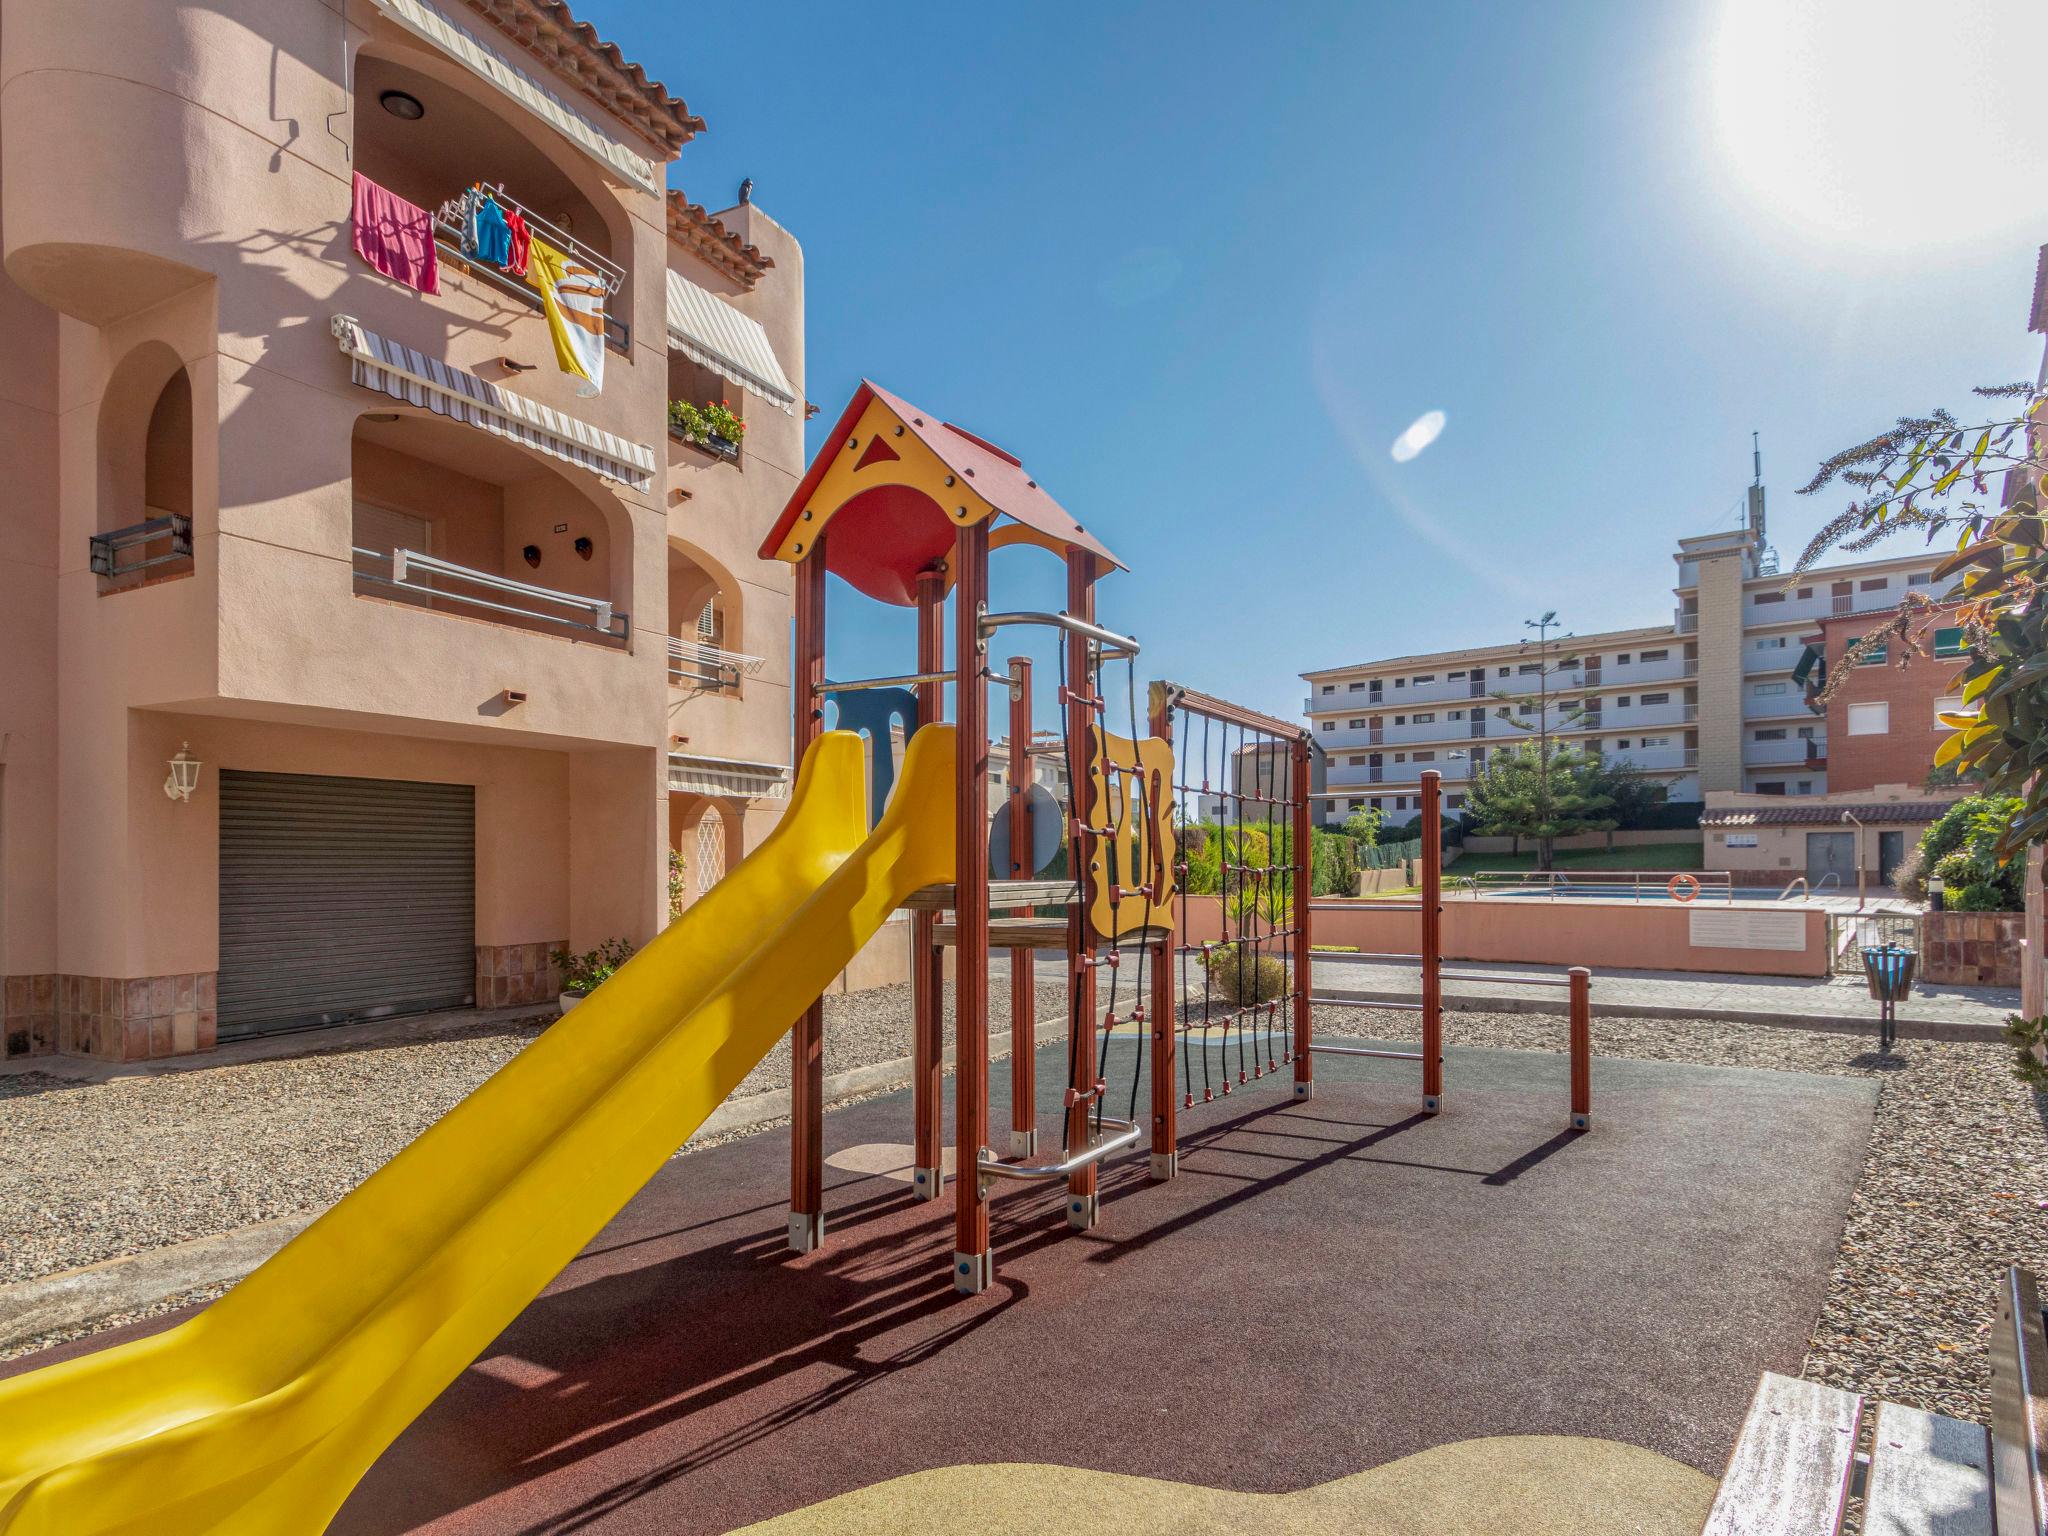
<box><xmin>380</xmin><ymin>90</ymin><xmax>425</xmax><ymax>121</ymax></box>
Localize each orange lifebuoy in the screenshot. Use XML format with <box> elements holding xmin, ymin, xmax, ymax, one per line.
<box><xmin>1668</xmin><ymin>873</ymin><xmax>1701</xmax><ymax>903</ymax></box>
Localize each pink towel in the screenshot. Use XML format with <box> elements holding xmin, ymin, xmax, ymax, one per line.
<box><xmin>352</xmin><ymin>172</ymin><xmax>439</xmax><ymax>296</ymax></box>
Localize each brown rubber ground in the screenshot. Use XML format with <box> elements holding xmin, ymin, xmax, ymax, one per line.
<box><xmin>15</xmin><ymin>1041</ymin><xmax>1874</xmax><ymax>1533</ymax></box>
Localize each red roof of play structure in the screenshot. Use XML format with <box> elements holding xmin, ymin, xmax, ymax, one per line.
<box><xmin>761</xmin><ymin>381</ymin><xmax>1123</xmax><ymax>605</ymax></box>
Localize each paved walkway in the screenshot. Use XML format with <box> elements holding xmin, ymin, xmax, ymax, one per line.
<box><xmin>1311</xmin><ymin>954</ymin><xmax>2016</xmax><ymax>1038</ymax></box>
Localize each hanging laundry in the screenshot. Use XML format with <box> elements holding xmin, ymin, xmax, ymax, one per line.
<box><xmin>351</xmin><ymin>172</ymin><xmax>439</xmax><ymax>296</ymax></box>
<box><xmin>473</xmin><ymin>193</ymin><xmax>514</xmax><ymax>267</ymax></box>
<box><xmin>525</xmin><ymin>235</ymin><xmax>605</xmax><ymax>396</ymax></box>
<box><xmin>503</xmin><ymin>206</ymin><xmax>531</xmax><ymax>278</ymax></box>
<box><xmin>457</xmin><ymin>187</ymin><xmax>483</xmax><ymax>258</ymax></box>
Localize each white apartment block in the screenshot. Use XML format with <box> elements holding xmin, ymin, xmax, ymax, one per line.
<box><xmin>1301</xmin><ymin>505</ymin><xmax>1954</xmax><ymax>828</ymax></box>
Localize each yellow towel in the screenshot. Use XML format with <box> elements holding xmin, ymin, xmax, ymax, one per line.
<box><xmin>525</xmin><ymin>235</ymin><xmax>606</xmax><ymax>396</ymax></box>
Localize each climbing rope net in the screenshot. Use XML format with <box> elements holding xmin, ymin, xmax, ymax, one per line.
<box><xmin>1163</xmin><ymin>695</ymin><xmax>1304</xmax><ymax>1109</ymax></box>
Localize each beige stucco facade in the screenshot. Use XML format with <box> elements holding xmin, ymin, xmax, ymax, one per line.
<box><xmin>0</xmin><ymin>0</ymin><xmax>803</xmax><ymax>1059</ymax></box>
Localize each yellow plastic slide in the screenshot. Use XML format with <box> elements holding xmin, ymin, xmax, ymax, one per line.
<box><xmin>0</xmin><ymin>725</ymin><xmax>958</xmax><ymax>1535</ymax></box>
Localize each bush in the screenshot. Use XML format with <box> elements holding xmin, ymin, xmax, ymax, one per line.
<box><xmin>553</xmin><ymin>937</ymin><xmax>635</xmax><ymax>994</ymax></box>
<box><xmin>1914</xmin><ymin>794</ymin><xmax>2024</xmax><ymax>911</ymax></box>
<box><xmin>1200</xmin><ymin>943</ymin><xmax>1288</xmax><ymax>1004</ymax></box>
<box><xmin>1946</xmin><ymin>883</ymin><xmax>2009</xmax><ymax>912</ymax></box>
<box><xmin>1891</xmin><ymin>840</ymin><xmax>1929</xmax><ymax>901</ymax></box>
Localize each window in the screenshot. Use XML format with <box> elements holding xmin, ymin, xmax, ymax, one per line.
<box><xmin>1348</xmin><ymin>718</ymin><xmax>1367</xmax><ymax>729</ymax></box>
<box><xmin>1641</xmin><ymin>692</ymin><xmax>1670</xmax><ymax>705</ymax></box>
<box><xmin>1414</xmin><ymin>750</ymin><xmax>1436</xmax><ymax>762</ymax></box>
<box><xmin>1640</xmin><ymin>648</ymin><xmax>1668</xmax><ymax>661</ymax></box>
<box><xmin>1640</xmin><ymin>735</ymin><xmax>1670</xmax><ymax>748</ymax></box>
<box><xmin>1754</xmin><ymin>728</ymin><xmax>1786</xmax><ymax>741</ymax></box>
<box><xmin>1495</xmin><ymin>706</ymin><xmax>1511</xmax><ymax>718</ymax></box>
<box><xmin>1348</xmin><ymin>681</ymin><xmax>1365</xmax><ymax>691</ymax></box>
<box><xmin>1860</xmin><ymin>577</ymin><xmax>1888</xmax><ymax>591</ymax></box>
<box><xmin>1394</xmin><ymin>796</ymin><xmax>1408</xmax><ymax>810</ymax></box>
<box><xmin>1497</xmin><ymin>667</ymin><xmax>1509</xmax><ymax>677</ymax></box>
<box><xmin>1414</xmin><ymin>674</ymin><xmax>1435</xmax><ymax>685</ymax></box>
<box><xmin>1448</xmin><ymin>709</ymin><xmax>1463</xmax><ymax>721</ymax></box>
<box><xmin>1753</xmin><ymin>590</ymin><xmax>1784</xmax><ymax>604</ymax></box>
<box><xmin>1752</xmin><ymin>682</ymin><xmax>1786</xmax><ymax>697</ymax></box>
<box><xmin>1935</xmin><ymin>696</ymin><xmax>1967</xmax><ymax>726</ymax></box>
<box><xmin>1793</xmin><ymin>781</ymin><xmax>1815</xmax><ymax>795</ymax></box>
<box><xmin>1797</xmin><ymin>587</ymin><xmax>1813</xmax><ymax>599</ymax></box>
<box><xmin>1413</xmin><ymin>712</ymin><xmax>1435</xmax><ymax>724</ymax></box>
<box><xmin>1933</xmin><ymin>627</ymin><xmax>1966</xmax><ymax>658</ymax></box>
<box><xmin>1616</xmin><ymin>696</ymin><xmax>1631</xmax><ymax>707</ymax></box>
<box><xmin>1370</xmin><ymin>797</ymin><xmax>1383</xmax><ymax>811</ymax></box>
<box><xmin>1348</xmin><ymin>754</ymin><xmax>1366</xmax><ymax>766</ymax></box>
<box><xmin>1347</xmin><ymin>798</ymin><xmax>1362</xmax><ymax>810</ymax></box>
<box><xmin>1448</xmin><ymin>794</ymin><xmax>1466</xmax><ymax>808</ymax></box>
<box><xmin>1856</xmin><ymin>638</ymin><xmax>1888</xmax><ymax>665</ymax></box>
<box><xmin>1756</xmin><ymin>782</ymin><xmax>1787</xmax><ymax>796</ymax></box>
<box><xmin>1756</xmin><ymin>635</ymin><xmax>1788</xmax><ymax>650</ymax></box>
<box><xmin>1394</xmin><ymin>678</ymin><xmax>1405</xmax><ymax>688</ymax></box>
<box><xmin>1320</xmin><ymin>721</ymin><xmax>1334</xmax><ymax>732</ymax></box>
<box><xmin>1393</xmin><ymin>715</ymin><xmax>1405</xmax><ymax>726</ymax></box>
<box><xmin>1448</xmin><ymin>670</ymin><xmax>1466</xmax><ymax>680</ymax></box>
<box><xmin>1518</xmin><ymin>702</ymin><xmax>1534</xmax><ymax>715</ymax></box>
<box><xmin>1847</xmin><ymin>701</ymin><xmax>1889</xmax><ymax>735</ymax></box>
<box><xmin>1394</xmin><ymin>753</ymin><xmax>1406</xmax><ymax>763</ymax></box>
<box><xmin>1616</xmin><ymin>654</ymin><xmax>1631</xmax><ymax>664</ymax></box>
<box><xmin>1518</xmin><ymin>662</ymin><xmax>1541</xmax><ymax>674</ymax></box>
<box><xmin>1909</xmin><ymin>572</ymin><xmax>1932</xmax><ymax>586</ymax></box>
<box><xmin>1796</xmin><ymin>725</ymin><xmax>1815</xmax><ymax>739</ymax></box>
<box><xmin>1617</xmin><ymin>738</ymin><xmax>1632</xmax><ymax>750</ymax></box>
<box><xmin>1321</xmin><ymin>684</ymin><xmax>1335</xmax><ymax>694</ymax></box>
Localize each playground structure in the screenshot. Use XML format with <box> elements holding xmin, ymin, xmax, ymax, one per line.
<box><xmin>0</xmin><ymin>379</ymin><xmax>1594</xmax><ymax>1528</ymax></box>
<box><xmin>766</xmin><ymin>380</ymin><xmax>1595</xmax><ymax>1291</ymax></box>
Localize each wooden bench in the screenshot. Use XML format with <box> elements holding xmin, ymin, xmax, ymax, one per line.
<box><xmin>1699</xmin><ymin>1266</ymin><xmax>2048</xmax><ymax>1534</ymax></box>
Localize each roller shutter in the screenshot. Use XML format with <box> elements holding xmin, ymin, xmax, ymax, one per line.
<box><xmin>219</xmin><ymin>770</ymin><xmax>475</xmax><ymax>1038</ymax></box>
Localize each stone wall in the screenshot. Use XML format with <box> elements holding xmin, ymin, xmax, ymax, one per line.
<box><xmin>1921</xmin><ymin>911</ymin><xmax>2022</xmax><ymax>988</ymax></box>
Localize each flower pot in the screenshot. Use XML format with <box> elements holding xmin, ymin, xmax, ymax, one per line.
<box><xmin>558</xmin><ymin>989</ymin><xmax>586</xmax><ymax>1016</ymax></box>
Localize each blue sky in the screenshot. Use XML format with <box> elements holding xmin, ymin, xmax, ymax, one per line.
<box><xmin>582</xmin><ymin>0</ymin><xmax>2048</xmax><ymax>729</ymax></box>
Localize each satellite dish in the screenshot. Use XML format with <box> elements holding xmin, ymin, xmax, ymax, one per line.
<box><xmin>989</xmin><ymin>782</ymin><xmax>1062</xmax><ymax>877</ymax></box>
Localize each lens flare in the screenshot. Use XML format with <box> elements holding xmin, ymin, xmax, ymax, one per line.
<box><xmin>1390</xmin><ymin>411</ymin><xmax>1446</xmax><ymax>463</ymax></box>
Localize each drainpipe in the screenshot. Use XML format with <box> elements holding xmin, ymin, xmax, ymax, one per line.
<box><xmin>1840</xmin><ymin>809</ymin><xmax>1866</xmax><ymax>912</ymax></box>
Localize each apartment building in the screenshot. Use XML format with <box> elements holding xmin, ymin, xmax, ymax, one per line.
<box><xmin>0</xmin><ymin>0</ymin><xmax>803</xmax><ymax>1060</ymax></box>
<box><xmin>1302</xmin><ymin>505</ymin><xmax>1957</xmax><ymax>826</ymax></box>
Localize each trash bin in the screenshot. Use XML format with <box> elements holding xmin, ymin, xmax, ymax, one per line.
<box><xmin>1859</xmin><ymin>944</ymin><xmax>1916</xmax><ymax>1052</ymax></box>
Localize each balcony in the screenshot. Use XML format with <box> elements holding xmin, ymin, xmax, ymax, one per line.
<box><xmin>1676</xmin><ymin>610</ymin><xmax>1699</xmax><ymax>632</ymax></box>
<box><xmin>1744</xmin><ymin>735</ymin><xmax>1824</xmax><ymax>765</ymax></box>
<box><xmin>90</xmin><ymin>512</ymin><xmax>191</xmax><ymax>592</ymax></box>
<box><xmin>1743</xmin><ymin>646</ymin><xmax>1799</xmax><ymax>674</ymax></box>
<box><xmin>431</xmin><ymin>185</ymin><xmax>629</xmax><ymax>354</ymax></box>
<box><xmin>669</xmin><ymin>636</ymin><xmax>764</xmax><ymax>692</ymax></box>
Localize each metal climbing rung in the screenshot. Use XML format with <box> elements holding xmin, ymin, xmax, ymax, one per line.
<box><xmin>981</xmin><ymin>609</ymin><xmax>1142</xmax><ymax>658</ymax></box>
<box><xmin>823</xmin><ymin>668</ymin><xmax>956</xmax><ymax>692</ymax></box>
<box><xmin>1309</xmin><ymin>997</ymin><xmax>1425</xmax><ymax>1012</ymax></box>
<box><xmin>976</xmin><ymin>1117</ymin><xmax>1142</xmax><ymax>1196</ymax></box>
<box><xmin>1309</xmin><ymin>1044</ymin><xmax>1428</xmax><ymax>1062</ymax></box>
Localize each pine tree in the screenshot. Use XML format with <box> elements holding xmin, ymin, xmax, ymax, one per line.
<box><xmin>1463</xmin><ymin>738</ymin><xmax>1618</xmax><ymax>871</ymax></box>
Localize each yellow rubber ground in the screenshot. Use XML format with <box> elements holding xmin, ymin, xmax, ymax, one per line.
<box><xmin>0</xmin><ymin>727</ymin><xmax>958</xmax><ymax>1535</ymax></box>
<box><xmin>731</xmin><ymin>1437</ymin><xmax>1717</xmax><ymax>1536</ymax></box>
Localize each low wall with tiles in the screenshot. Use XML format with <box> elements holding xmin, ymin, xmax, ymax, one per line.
<box><xmin>476</xmin><ymin>942</ymin><xmax>566</xmax><ymax>1009</ymax></box>
<box><xmin>2</xmin><ymin>973</ymin><xmax>218</xmax><ymax>1061</ymax></box>
<box><xmin>1921</xmin><ymin>911</ymin><xmax>2022</xmax><ymax>988</ymax></box>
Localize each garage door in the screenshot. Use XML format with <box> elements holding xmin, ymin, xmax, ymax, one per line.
<box><xmin>219</xmin><ymin>770</ymin><xmax>475</xmax><ymax>1038</ymax></box>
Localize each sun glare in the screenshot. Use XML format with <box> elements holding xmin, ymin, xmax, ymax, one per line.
<box><xmin>1707</xmin><ymin>0</ymin><xmax>2048</xmax><ymax>252</ymax></box>
<box><xmin>1390</xmin><ymin>410</ymin><xmax>1446</xmax><ymax>463</ymax></box>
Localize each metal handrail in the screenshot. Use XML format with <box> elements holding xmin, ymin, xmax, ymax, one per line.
<box><xmin>824</xmin><ymin>669</ymin><xmax>957</xmax><ymax>693</ymax></box>
<box><xmin>1454</xmin><ymin>869</ymin><xmax>1734</xmax><ymax>902</ymax></box>
<box><xmin>976</xmin><ymin>1116</ymin><xmax>1142</xmax><ymax>1196</ymax></box>
<box><xmin>90</xmin><ymin>512</ymin><xmax>192</xmax><ymax>579</ymax></box>
<box><xmin>980</xmin><ymin>610</ymin><xmax>1140</xmax><ymax>658</ymax></box>
<box><xmin>1776</xmin><ymin>877</ymin><xmax>1809</xmax><ymax>902</ymax></box>
<box><xmin>1813</xmin><ymin>872</ymin><xmax>1843</xmax><ymax>893</ymax></box>
<box><xmin>352</xmin><ymin>546</ymin><xmax>626</xmax><ymax>640</ymax></box>
<box><xmin>669</xmin><ymin>636</ymin><xmax>764</xmax><ymax>689</ymax></box>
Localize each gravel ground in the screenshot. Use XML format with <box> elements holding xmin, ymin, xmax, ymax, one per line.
<box><xmin>1313</xmin><ymin>1003</ymin><xmax>2048</xmax><ymax>1425</ymax></box>
<box><xmin>0</xmin><ymin>977</ymin><xmax>1065</xmax><ymax>1292</ymax></box>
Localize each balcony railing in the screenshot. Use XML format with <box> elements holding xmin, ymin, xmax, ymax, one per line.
<box><xmin>352</xmin><ymin>546</ymin><xmax>627</xmax><ymax>641</ymax></box>
<box><xmin>430</xmin><ymin>183</ymin><xmax>630</xmax><ymax>354</ymax></box>
<box><xmin>90</xmin><ymin>512</ymin><xmax>192</xmax><ymax>583</ymax></box>
<box><xmin>1744</xmin><ymin>735</ymin><xmax>1825</xmax><ymax>766</ymax></box>
<box><xmin>669</xmin><ymin>636</ymin><xmax>766</xmax><ymax>691</ymax></box>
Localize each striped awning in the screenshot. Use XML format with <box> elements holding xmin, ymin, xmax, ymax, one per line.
<box><xmin>665</xmin><ymin>269</ymin><xmax>798</xmax><ymax>414</ymax></box>
<box><xmin>332</xmin><ymin>315</ymin><xmax>656</xmax><ymax>491</ymax></box>
<box><xmin>668</xmin><ymin>752</ymin><xmax>791</xmax><ymax>800</ymax></box>
<box><xmin>368</xmin><ymin>0</ymin><xmax>661</xmax><ymax>197</ymax></box>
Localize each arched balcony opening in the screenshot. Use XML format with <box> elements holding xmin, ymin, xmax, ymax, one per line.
<box><xmin>666</xmin><ymin>540</ymin><xmax>759</xmax><ymax>693</ymax></box>
<box><xmin>352</xmin><ymin>46</ymin><xmax>630</xmax><ymax>350</ymax></box>
<box><xmin>350</xmin><ymin>411</ymin><xmax>629</xmax><ymax>644</ymax></box>
<box><xmin>91</xmin><ymin>341</ymin><xmax>197</xmax><ymax>592</ymax></box>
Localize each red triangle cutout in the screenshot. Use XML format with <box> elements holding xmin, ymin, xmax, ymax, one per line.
<box><xmin>854</xmin><ymin>434</ymin><xmax>902</xmax><ymax>472</ymax></box>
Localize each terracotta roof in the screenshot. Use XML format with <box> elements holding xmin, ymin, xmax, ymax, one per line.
<box><xmin>457</xmin><ymin>0</ymin><xmax>704</xmax><ymax>155</ymax></box>
<box><xmin>666</xmin><ymin>192</ymin><xmax>773</xmax><ymax>287</ymax></box>
<box><xmin>1702</xmin><ymin>801</ymin><xmax>1951</xmax><ymax>829</ymax></box>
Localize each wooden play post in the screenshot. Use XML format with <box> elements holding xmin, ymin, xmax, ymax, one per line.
<box><xmin>910</xmin><ymin>568</ymin><xmax>946</xmax><ymax>1200</ymax></box>
<box><xmin>1420</xmin><ymin>768</ymin><xmax>1443</xmax><ymax>1114</ymax></box>
<box><xmin>1008</xmin><ymin>656</ymin><xmax>1037</xmax><ymax>1158</ymax></box>
<box><xmin>1568</xmin><ymin>966</ymin><xmax>1592</xmax><ymax>1131</ymax></box>
<box><xmin>1064</xmin><ymin>549</ymin><xmax>1103</xmax><ymax>1231</ymax></box>
<box><xmin>1148</xmin><ymin>684</ymin><xmax>1177</xmax><ymax>1180</ymax></box>
<box><xmin>1291</xmin><ymin>734</ymin><xmax>1313</xmax><ymax>1099</ymax></box>
<box><xmin>788</xmin><ymin>534</ymin><xmax>828</xmax><ymax>1252</ymax></box>
<box><xmin>952</xmin><ymin>521</ymin><xmax>993</xmax><ymax>1294</ymax></box>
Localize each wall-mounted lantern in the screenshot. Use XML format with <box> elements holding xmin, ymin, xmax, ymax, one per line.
<box><xmin>164</xmin><ymin>742</ymin><xmax>201</xmax><ymax>803</ymax></box>
<box><xmin>522</xmin><ymin>544</ymin><xmax>542</xmax><ymax>568</ymax></box>
<box><xmin>574</xmin><ymin>536</ymin><xmax>594</xmax><ymax>561</ymax></box>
